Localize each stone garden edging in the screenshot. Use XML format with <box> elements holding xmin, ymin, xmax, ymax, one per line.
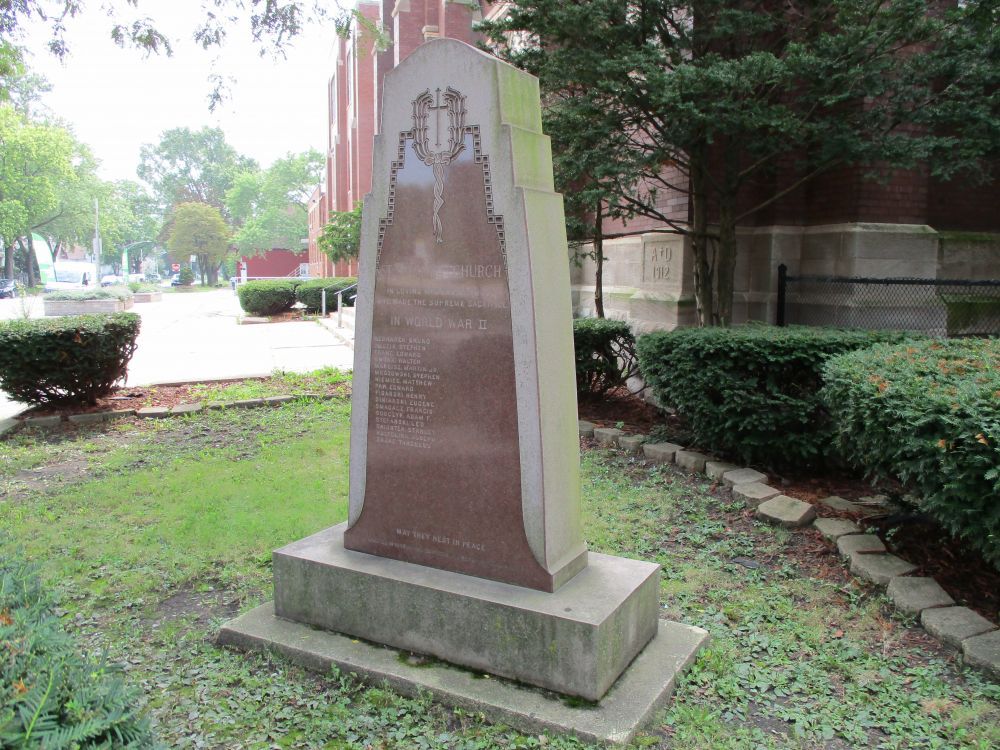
<box><xmin>579</xmin><ymin>419</ymin><xmax>1000</xmax><ymax>682</ymax></box>
<box><xmin>0</xmin><ymin>393</ymin><xmax>343</xmax><ymax>439</ymax></box>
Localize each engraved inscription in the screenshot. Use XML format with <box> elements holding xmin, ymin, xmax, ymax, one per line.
<box><xmin>371</xmin><ymin>335</ymin><xmax>438</xmax><ymax>450</ymax></box>
<box><xmin>643</xmin><ymin>244</ymin><xmax>673</xmax><ymax>282</ymax></box>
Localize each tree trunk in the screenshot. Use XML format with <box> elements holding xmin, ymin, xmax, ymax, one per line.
<box><xmin>24</xmin><ymin>235</ymin><xmax>37</xmax><ymax>288</ymax></box>
<box><xmin>3</xmin><ymin>242</ymin><xmax>13</xmax><ymax>280</ymax></box>
<box><xmin>715</xmin><ymin>200</ymin><xmax>738</xmax><ymax>326</ymax></box>
<box><xmin>689</xmin><ymin>146</ymin><xmax>713</xmax><ymax>326</ymax></box>
<box><xmin>593</xmin><ymin>202</ymin><xmax>605</xmax><ymax>319</ymax></box>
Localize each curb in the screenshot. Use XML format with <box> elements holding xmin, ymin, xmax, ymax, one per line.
<box><xmin>583</xmin><ymin>421</ymin><xmax>1000</xmax><ymax>682</ymax></box>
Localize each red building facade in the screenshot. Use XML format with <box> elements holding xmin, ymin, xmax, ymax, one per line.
<box><xmin>308</xmin><ymin>1</ymin><xmax>489</xmax><ymax>278</ymax></box>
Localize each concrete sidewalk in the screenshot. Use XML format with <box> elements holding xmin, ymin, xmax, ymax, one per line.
<box><xmin>0</xmin><ymin>290</ymin><xmax>355</xmax><ymax>419</ymax></box>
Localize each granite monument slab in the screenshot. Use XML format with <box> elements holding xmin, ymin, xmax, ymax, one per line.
<box><xmin>221</xmin><ymin>39</ymin><xmax>706</xmax><ymax>730</ymax></box>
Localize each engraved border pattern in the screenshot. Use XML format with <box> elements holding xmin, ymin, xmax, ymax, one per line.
<box><xmin>375</xmin><ymin>123</ymin><xmax>508</xmax><ymax>270</ymax></box>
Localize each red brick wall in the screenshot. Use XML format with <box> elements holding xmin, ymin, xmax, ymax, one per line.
<box><xmin>242</xmin><ymin>249</ymin><xmax>309</xmax><ymax>278</ymax></box>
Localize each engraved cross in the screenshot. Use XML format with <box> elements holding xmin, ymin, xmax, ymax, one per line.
<box><xmin>428</xmin><ymin>87</ymin><xmax>448</xmax><ymax>148</ymax></box>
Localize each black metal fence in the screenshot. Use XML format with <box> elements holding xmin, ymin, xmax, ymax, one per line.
<box><xmin>776</xmin><ymin>264</ymin><xmax>1000</xmax><ymax>337</ymax></box>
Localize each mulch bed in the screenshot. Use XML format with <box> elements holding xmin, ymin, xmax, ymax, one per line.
<box><xmin>18</xmin><ymin>377</ymin><xmax>350</xmax><ymax>419</ymax></box>
<box><xmin>583</xmin><ymin>388</ymin><xmax>1000</xmax><ymax>625</ymax></box>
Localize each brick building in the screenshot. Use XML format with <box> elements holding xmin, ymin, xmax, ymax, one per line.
<box><xmin>311</xmin><ymin>2</ymin><xmax>999</xmax><ymax>333</ymax></box>
<box><xmin>307</xmin><ymin>1</ymin><xmax>489</xmax><ymax>279</ymax></box>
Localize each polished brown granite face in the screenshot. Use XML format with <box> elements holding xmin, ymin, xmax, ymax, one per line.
<box><xmin>344</xmin><ymin>105</ymin><xmax>555</xmax><ymax>591</ymax></box>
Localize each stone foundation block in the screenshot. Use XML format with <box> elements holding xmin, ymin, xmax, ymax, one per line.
<box><xmin>137</xmin><ymin>407</ymin><xmax>170</xmax><ymax>419</ymax></box>
<box><xmin>578</xmin><ymin>420</ymin><xmax>596</xmax><ymax>438</ymax></box>
<box><xmin>732</xmin><ymin>482</ymin><xmax>780</xmax><ymax>507</ymax></box>
<box><xmin>886</xmin><ymin>577</ymin><xmax>954</xmax><ymax>616</ymax></box>
<box><xmin>921</xmin><ymin>607</ymin><xmax>997</xmax><ymax>649</ymax></box>
<box><xmin>67</xmin><ymin>411</ymin><xmax>116</xmax><ymax>425</ymax></box>
<box><xmin>642</xmin><ymin>442</ymin><xmax>682</xmax><ymax>464</ymax></box>
<box><xmin>0</xmin><ymin>418</ymin><xmax>22</xmax><ymax>438</ymax></box>
<box><xmin>618</xmin><ymin>435</ymin><xmax>645</xmax><ymax>454</ymax></box>
<box><xmin>818</xmin><ymin>496</ymin><xmax>864</xmax><ymax>514</ymax></box>
<box><xmin>219</xmin><ymin>605</ymin><xmax>708</xmax><ymax>746</ymax></box>
<box><xmin>674</xmin><ymin>450</ymin><xmax>709</xmax><ymax>473</ymax></box>
<box><xmin>593</xmin><ymin>427</ymin><xmax>623</xmax><ymax>447</ymax></box>
<box><xmin>836</xmin><ymin>534</ymin><xmax>885</xmax><ymax>559</ymax></box>
<box><xmin>813</xmin><ymin>518</ymin><xmax>861</xmax><ymax>541</ymax></box>
<box><xmin>850</xmin><ymin>553</ymin><xmax>917</xmax><ymax>586</ymax></box>
<box><xmin>264</xmin><ymin>395</ymin><xmax>295</xmax><ymax>406</ymax></box>
<box><xmin>23</xmin><ymin>415</ymin><xmax>62</xmax><ymax>428</ymax></box>
<box><xmin>269</xmin><ymin>524</ymin><xmax>660</xmax><ymax>702</ymax></box>
<box><xmin>705</xmin><ymin>461</ymin><xmax>739</xmax><ymax>480</ymax></box>
<box><xmin>171</xmin><ymin>403</ymin><xmax>203</xmax><ymax>415</ymax></box>
<box><xmin>757</xmin><ymin>495</ymin><xmax>816</xmax><ymax>528</ymax></box>
<box><xmin>962</xmin><ymin>630</ymin><xmax>1000</xmax><ymax>680</ymax></box>
<box><xmin>722</xmin><ymin>468</ymin><xmax>767</xmax><ymax>488</ymax></box>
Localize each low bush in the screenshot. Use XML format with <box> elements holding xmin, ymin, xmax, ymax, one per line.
<box><xmin>296</xmin><ymin>277</ymin><xmax>358</xmax><ymax>313</ymax></box>
<box><xmin>127</xmin><ymin>282</ymin><xmax>158</xmax><ymax>294</ymax></box>
<box><xmin>636</xmin><ymin>324</ymin><xmax>916</xmax><ymax>467</ymax></box>
<box><xmin>44</xmin><ymin>287</ymin><xmax>133</xmax><ymax>302</ymax></box>
<box><xmin>0</xmin><ymin>552</ymin><xmax>157</xmax><ymax>748</ymax></box>
<box><xmin>0</xmin><ymin>313</ymin><xmax>141</xmax><ymax>405</ymax></box>
<box><xmin>237</xmin><ymin>279</ymin><xmax>300</xmax><ymax>316</ymax></box>
<box><xmin>823</xmin><ymin>338</ymin><xmax>1000</xmax><ymax>568</ymax></box>
<box><xmin>573</xmin><ymin>317</ymin><xmax>638</xmax><ymax>395</ymax></box>
<box><xmin>177</xmin><ymin>267</ymin><xmax>195</xmax><ymax>286</ymax></box>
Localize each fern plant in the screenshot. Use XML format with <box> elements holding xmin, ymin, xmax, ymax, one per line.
<box><xmin>0</xmin><ymin>553</ymin><xmax>159</xmax><ymax>748</ymax></box>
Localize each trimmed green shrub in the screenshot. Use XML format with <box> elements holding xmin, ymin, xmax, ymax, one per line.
<box><xmin>44</xmin><ymin>287</ymin><xmax>133</xmax><ymax>302</ymax></box>
<box><xmin>177</xmin><ymin>267</ymin><xmax>195</xmax><ymax>286</ymax></box>
<box><xmin>237</xmin><ymin>279</ymin><xmax>300</xmax><ymax>316</ymax></box>
<box><xmin>636</xmin><ymin>324</ymin><xmax>917</xmax><ymax>467</ymax></box>
<box><xmin>127</xmin><ymin>282</ymin><xmax>158</xmax><ymax>293</ymax></box>
<box><xmin>0</xmin><ymin>313</ymin><xmax>141</xmax><ymax>405</ymax></box>
<box><xmin>573</xmin><ymin>317</ymin><xmax>638</xmax><ymax>395</ymax></box>
<box><xmin>296</xmin><ymin>277</ymin><xmax>358</xmax><ymax>313</ymax></box>
<box><xmin>0</xmin><ymin>552</ymin><xmax>158</xmax><ymax>748</ymax></box>
<box><xmin>823</xmin><ymin>338</ymin><xmax>1000</xmax><ymax>568</ymax></box>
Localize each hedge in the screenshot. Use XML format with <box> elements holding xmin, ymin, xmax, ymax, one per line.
<box><xmin>0</xmin><ymin>313</ymin><xmax>141</xmax><ymax>405</ymax></box>
<box><xmin>295</xmin><ymin>277</ymin><xmax>358</xmax><ymax>313</ymax></box>
<box><xmin>573</xmin><ymin>317</ymin><xmax>638</xmax><ymax>395</ymax></box>
<box><xmin>636</xmin><ymin>324</ymin><xmax>917</xmax><ymax>468</ymax></box>
<box><xmin>823</xmin><ymin>338</ymin><xmax>1000</xmax><ymax>569</ymax></box>
<box><xmin>0</xmin><ymin>552</ymin><xmax>157</xmax><ymax>748</ymax></box>
<box><xmin>44</xmin><ymin>287</ymin><xmax>133</xmax><ymax>301</ymax></box>
<box><xmin>237</xmin><ymin>279</ymin><xmax>301</xmax><ymax>316</ymax></box>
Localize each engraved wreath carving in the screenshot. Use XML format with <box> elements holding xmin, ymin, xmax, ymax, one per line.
<box><xmin>376</xmin><ymin>87</ymin><xmax>507</xmax><ymax>270</ymax></box>
<box><xmin>411</xmin><ymin>87</ymin><xmax>467</xmax><ymax>243</ymax></box>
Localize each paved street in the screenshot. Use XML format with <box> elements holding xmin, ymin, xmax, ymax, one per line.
<box><xmin>0</xmin><ymin>290</ymin><xmax>354</xmax><ymax>418</ymax></box>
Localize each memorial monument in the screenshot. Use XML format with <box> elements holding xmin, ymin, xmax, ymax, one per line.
<box><xmin>220</xmin><ymin>39</ymin><xmax>707</xmax><ymax>744</ymax></box>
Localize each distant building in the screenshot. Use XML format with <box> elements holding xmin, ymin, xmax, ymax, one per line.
<box><xmin>307</xmin><ymin>1</ymin><xmax>489</xmax><ymax>278</ymax></box>
<box><xmin>240</xmin><ymin>249</ymin><xmax>309</xmax><ymax>279</ymax></box>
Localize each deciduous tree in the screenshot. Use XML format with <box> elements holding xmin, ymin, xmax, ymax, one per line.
<box><xmin>318</xmin><ymin>201</ymin><xmax>363</xmax><ymax>266</ymax></box>
<box><xmin>226</xmin><ymin>149</ymin><xmax>323</xmax><ymax>256</ymax></box>
<box><xmin>167</xmin><ymin>202</ymin><xmax>230</xmax><ymax>286</ymax></box>
<box><xmin>138</xmin><ymin>127</ymin><xmax>256</xmax><ymax>214</ymax></box>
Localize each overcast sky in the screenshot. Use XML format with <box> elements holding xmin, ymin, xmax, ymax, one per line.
<box><xmin>21</xmin><ymin>0</ymin><xmax>340</xmax><ymax>184</ymax></box>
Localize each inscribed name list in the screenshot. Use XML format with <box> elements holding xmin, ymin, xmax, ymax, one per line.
<box><xmin>343</xmin><ymin>87</ymin><xmax>555</xmax><ymax>590</ymax></box>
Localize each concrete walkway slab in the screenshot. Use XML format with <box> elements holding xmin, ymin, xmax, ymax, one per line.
<box><xmin>0</xmin><ymin>291</ymin><xmax>355</xmax><ymax>421</ymax></box>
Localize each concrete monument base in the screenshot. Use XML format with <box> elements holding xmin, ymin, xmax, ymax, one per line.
<box><xmin>219</xmin><ymin>605</ymin><xmax>708</xmax><ymax>745</ymax></box>
<box><xmin>257</xmin><ymin>524</ymin><xmax>665</xmax><ymax>701</ymax></box>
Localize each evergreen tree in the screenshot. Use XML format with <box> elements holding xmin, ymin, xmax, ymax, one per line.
<box><xmin>482</xmin><ymin>0</ymin><xmax>999</xmax><ymax>325</ymax></box>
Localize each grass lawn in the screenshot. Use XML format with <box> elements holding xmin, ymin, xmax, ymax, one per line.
<box><xmin>1</xmin><ymin>394</ymin><xmax>997</xmax><ymax>749</ymax></box>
